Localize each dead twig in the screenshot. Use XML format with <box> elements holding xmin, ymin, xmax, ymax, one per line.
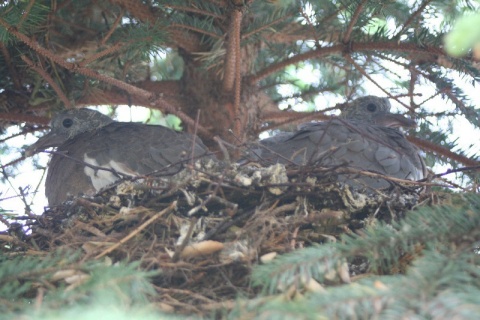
<box><xmin>95</xmin><ymin>202</ymin><xmax>177</xmax><ymax>259</ymax></box>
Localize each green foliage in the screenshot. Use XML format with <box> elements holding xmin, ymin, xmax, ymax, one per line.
<box><xmin>0</xmin><ymin>250</ymin><xmax>159</xmax><ymax>317</ymax></box>
<box><xmin>151</xmin><ymin>50</ymin><xmax>185</xmax><ymax>80</ymax></box>
<box><xmin>445</xmin><ymin>12</ymin><xmax>480</xmax><ymax>57</ymax></box>
<box><xmin>245</xmin><ymin>194</ymin><xmax>480</xmax><ymax>318</ymax></box>
<box><xmin>112</xmin><ymin>21</ymin><xmax>169</xmax><ymax>62</ymax></box>
<box><xmin>0</xmin><ymin>2</ymin><xmax>50</xmax><ymax>41</ymax></box>
<box><xmin>22</xmin><ymin>305</ymin><xmax>181</xmax><ymax>320</ymax></box>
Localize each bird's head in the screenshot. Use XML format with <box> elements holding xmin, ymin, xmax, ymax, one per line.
<box><xmin>25</xmin><ymin>108</ymin><xmax>114</xmax><ymax>156</ymax></box>
<box><xmin>340</xmin><ymin>96</ymin><xmax>416</xmax><ymax>128</ymax></box>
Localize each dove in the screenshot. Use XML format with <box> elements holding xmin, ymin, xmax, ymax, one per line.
<box><xmin>251</xmin><ymin>96</ymin><xmax>426</xmax><ymax>189</ymax></box>
<box><xmin>26</xmin><ymin>108</ymin><xmax>214</xmax><ymax>205</ymax></box>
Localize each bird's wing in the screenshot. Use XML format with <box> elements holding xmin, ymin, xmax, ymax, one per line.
<box><xmin>255</xmin><ymin>120</ymin><xmax>425</xmax><ymax>182</ymax></box>
<box><xmin>45</xmin><ymin>123</ymin><xmax>212</xmax><ymax>205</ymax></box>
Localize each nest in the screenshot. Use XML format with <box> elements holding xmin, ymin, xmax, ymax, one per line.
<box><xmin>4</xmin><ymin>160</ymin><xmax>425</xmax><ymax>314</ymax></box>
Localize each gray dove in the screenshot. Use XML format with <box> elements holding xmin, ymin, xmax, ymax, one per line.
<box><xmin>251</xmin><ymin>96</ymin><xmax>426</xmax><ymax>190</ymax></box>
<box><xmin>26</xmin><ymin>108</ymin><xmax>214</xmax><ymax>205</ymax></box>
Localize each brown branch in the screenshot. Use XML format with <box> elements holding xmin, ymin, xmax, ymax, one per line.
<box><xmin>100</xmin><ymin>9</ymin><xmax>125</xmax><ymax>45</ymax></box>
<box><xmin>242</xmin><ymin>13</ymin><xmax>293</xmax><ymax>40</ymax></box>
<box><xmin>423</xmin><ymin>75</ymin><xmax>473</xmax><ymax>119</ymax></box>
<box><xmin>78</xmin><ymin>42</ymin><xmax>125</xmax><ymax>67</ymax></box>
<box><xmin>248</xmin><ymin>41</ymin><xmax>446</xmax><ymax>84</ymax></box>
<box><xmin>207</xmin><ymin>0</ymin><xmax>228</xmax><ymax>6</ymax></box>
<box><xmin>0</xmin><ymin>19</ymin><xmax>208</xmax><ymax>135</ymax></box>
<box><xmin>0</xmin><ymin>113</ymin><xmax>49</xmax><ymax>124</ymax></box>
<box><xmin>165</xmin><ymin>5</ymin><xmax>224</xmax><ymax>19</ymax></box>
<box><xmin>409</xmin><ymin>63</ymin><xmax>418</xmax><ymax>108</ymax></box>
<box><xmin>342</xmin><ymin>0</ymin><xmax>368</xmax><ymax>43</ymax></box>
<box><xmin>75</xmin><ymin>80</ymin><xmax>187</xmax><ymax>109</ymax></box>
<box><xmin>394</xmin><ymin>0</ymin><xmax>433</xmax><ymax>37</ymax></box>
<box><xmin>233</xmin><ymin>44</ymin><xmax>243</xmax><ymax>138</ymax></box>
<box><xmin>264</xmin><ymin>4</ymin><xmax>345</xmax><ymax>45</ymax></box>
<box><xmin>166</xmin><ymin>29</ymin><xmax>203</xmax><ymax>53</ymax></box>
<box><xmin>234</xmin><ymin>11</ymin><xmax>244</xmax><ymax>141</ymax></box>
<box><xmin>268</xmin><ymin>25</ymin><xmax>342</xmax><ymax>44</ymax></box>
<box><xmin>373</xmin><ymin>53</ymin><xmax>468</xmax><ymax>111</ymax></box>
<box><xmin>17</xmin><ymin>0</ymin><xmax>36</xmax><ymax>29</ymax></box>
<box><xmin>171</xmin><ymin>23</ymin><xmax>222</xmax><ymax>39</ymax></box>
<box><xmin>102</xmin><ymin>0</ymin><xmax>204</xmax><ymax>52</ymax></box>
<box><xmin>1</xmin><ymin>156</ymin><xmax>26</xmax><ymax>170</ymax></box>
<box><xmin>407</xmin><ymin>135</ymin><xmax>479</xmax><ymax>167</ymax></box>
<box><xmin>0</xmin><ymin>126</ymin><xmax>47</xmax><ymax>144</ymax></box>
<box><xmin>344</xmin><ymin>55</ymin><xmax>416</xmax><ymax>112</ymax></box>
<box><xmin>21</xmin><ymin>55</ymin><xmax>71</xmax><ymax>108</ymax></box>
<box><xmin>433</xmin><ymin>165</ymin><xmax>480</xmax><ymax>179</ymax></box>
<box><xmin>95</xmin><ymin>202</ymin><xmax>177</xmax><ymax>259</ymax></box>
<box><xmin>223</xmin><ymin>9</ymin><xmax>242</xmax><ymax>92</ymax></box>
<box><xmin>110</xmin><ymin>0</ymin><xmax>156</xmax><ymax>22</ymax></box>
<box><xmin>0</xmin><ymin>43</ymin><xmax>21</xmax><ymax>89</ymax></box>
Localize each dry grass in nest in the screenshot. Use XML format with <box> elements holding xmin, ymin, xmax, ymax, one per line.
<box><xmin>2</xmin><ymin>162</ymin><xmax>427</xmax><ymax>314</ymax></box>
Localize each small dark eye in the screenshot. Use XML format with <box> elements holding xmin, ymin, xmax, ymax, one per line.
<box><xmin>62</xmin><ymin>118</ymin><xmax>73</xmax><ymax>128</ymax></box>
<box><xmin>366</xmin><ymin>103</ymin><xmax>377</xmax><ymax>112</ymax></box>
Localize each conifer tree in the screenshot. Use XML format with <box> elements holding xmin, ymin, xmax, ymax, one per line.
<box><xmin>0</xmin><ymin>0</ymin><xmax>479</xmax><ymax>317</ymax></box>
<box><xmin>0</xmin><ymin>1</ymin><xmax>478</xmax><ymax>171</ymax></box>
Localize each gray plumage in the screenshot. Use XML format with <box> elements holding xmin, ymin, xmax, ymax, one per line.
<box><xmin>251</xmin><ymin>96</ymin><xmax>426</xmax><ymax>189</ymax></box>
<box><xmin>26</xmin><ymin>108</ymin><xmax>214</xmax><ymax>205</ymax></box>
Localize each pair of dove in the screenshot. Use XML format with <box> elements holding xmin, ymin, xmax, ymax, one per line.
<box><xmin>26</xmin><ymin>96</ymin><xmax>426</xmax><ymax>206</ymax></box>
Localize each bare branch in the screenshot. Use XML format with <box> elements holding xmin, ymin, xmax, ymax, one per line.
<box><xmin>248</xmin><ymin>41</ymin><xmax>446</xmax><ymax>84</ymax></box>
<box><xmin>342</xmin><ymin>0</ymin><xmax>368</xmax><ymax>43</ymax></box>
<box><xmin>21</xmin><ymin>56</ymin><xmax>71</xmax><ymax>108</ymax></box>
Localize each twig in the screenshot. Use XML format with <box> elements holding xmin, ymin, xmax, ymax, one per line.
<box><xmin>190</xmin><ymin>110</ymin><xmax>201</xmax><ymax>170</ymax></box>
<box><xmin>242</xmin><ymin>13</ymin><xmax>293</xmax><ymax>40</ymax></box>
<box><xmin>187</xmin><ymin>181</ymin><xmax>222</xmax><ymax>216</ymax></box>
<box><xmin>248</xmin><ymin>41</ymin><xmax>445</xmax><ymax>84</ymax></box>
<box><xmin>17</xmin><ymin>0</ymin><xmax>35</xmax><ymax>29</ymax></box>
<box><xmin>155</xmin><ymin>286</ymin><xmax>217</xmax><ymax>304</ymax></box>
<box><xmin>407</xmin><ymin>136</ymin><xmax>479</xmax><ymax>168</ymax></box>
<box><xmin>344</xmin><ymin>55</ymin><xmax>416</xmax><ymax>112</ymax></box>
<box><xmin>394</xmin><ymin>0</ymin><xmax>433</xmax><ymax>38</ymax></box>
<box><xmin>21</xmin><ymin>56</ymin><xmax>71</xmax><ymax>108</ymax></box>
<box><xmin>213</xmin><ymin>136</ymin><xmax>231</xmax><ymax>163</ymax></box>
<box><xmin>100</xmin><ymin>9</ymin><xmax>125</xmax><ymax>45</ymax></box>
<box><xmin>0</xmin><ymin>43</ymin><xmax>21</xmax><ymax>89</ymax></box>
<box><xmin>0</xmin><ymin>18</ymin><xmax>208</xmax><ymax>136</ymax></box>
<box><xmin>164</xmin><ymin>4</ymin><xmax>224</xmax><ymax>19</ymax></box>
<box><xmin>95</xmin><ymin>202</ymin><xmax>176</xmax><ymax>259</ymax></box>
<box><xmin>78</xmin><ymin>42</ymin><xmax>125</xmax><ymax>67</ymax></box>
<box><xmin>232</xmin><ymin>9</ymin><xmax>244</xmax><ymax>142</ymax></box>
<box><xmin>223</xmin><ymin>8</ymin><xmax>242</xmax><ymax>92</ymax></box>
<box><xmin>171</xmin><ymin>217</ymin><xmax>197</xmax><ymax>262</ymax></box>
<box><xmin>432</xmin><ymin>165</ymin><xmax>480</xmax><ymax>178</ymax></box>
<box><xmin>342</xmin><ymin>0</ymin><xmax>368</xmax><ymax>43</ymax></box>
<box><xmin>170</xmin><ymin>23</ymin><xmax>221</xmax><ymax>39</ymax></box>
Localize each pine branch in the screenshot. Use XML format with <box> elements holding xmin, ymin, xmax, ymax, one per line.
<box><xmin>0</xmin><ymin>250</ymin><xmax>157</xmax><ymax>314</ymax></box>
<box><xmin>407</xmin><ymin>135</ymin><xmax>480</xmax><ymax>168</ymax></box>
<box><xmin>21</xmin><ymin>56</ymin><xmax>71</xmax><ymax>108</ymax></box>
<box><xmin>248</xmin><ymin>41</ymin><xmax>446</xmax><ymax>84</ymax></box>
<box><xmin>0</xmin><ymin>17</ymin><xmax>208</xmax><ymax>136</ymax></box>
<box><xmin>394</xmin><ymin>0</ymin><xmax>433</xmax><ymax>37</ymax></box>
<box><xmin>343</xmin><ymin>0</ymin><xmax>368</xmax><ymax>43</ymax></box>
<box><xmin>252</xmin><ymin>194</ymin><xmax>480</xmax><ymax>292</ymax></box>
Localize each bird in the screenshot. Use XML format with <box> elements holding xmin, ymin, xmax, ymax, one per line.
<box><xmin>250</xmin><ymin>96</ymin><xmax>426</xmax><ymax>190</ymax></box>
<box><xmin>26</xmin><ymin>108</ymin><xmax>214</xmax><ymax>206</ymax></box>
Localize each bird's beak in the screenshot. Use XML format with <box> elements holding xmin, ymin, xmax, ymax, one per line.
<box><xmin>25</xmin><ymin>131</ymin><xmax>63</xmax><ymax>157</ymax></box>
<box><xmin>374</xmin><ymin>113</ymin><xmax>417</xmax><ymax>128</ymax></box>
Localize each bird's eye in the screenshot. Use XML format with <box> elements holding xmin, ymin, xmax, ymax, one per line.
<box><xmin>62</xmin><ymin>118</ymin><xmax>73</xmax><ymax>128</ymax></box>
<box><xmin>366</xmin><ymin>103</ymin><xmax>377</xmax><ymax>112</ymax></box>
